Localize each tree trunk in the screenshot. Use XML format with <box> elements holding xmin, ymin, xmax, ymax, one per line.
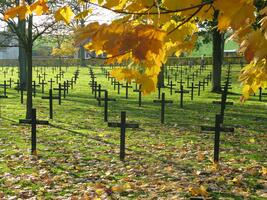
<box><xmin>80</xmin><ymin>46</ymin><xmax>86</xmax><ymax>67</ymax></box>
<box><xmin>80</xmin><ymin>19</ymin><xmax>86</xmax><ymax>67</ymax></box>
<box><xmin>157</xmin><ymin>64</ymin><xmax>165</xmax><ymax>88</ymax></box>
<box><xmin>26</xmin><ymin>14</ymin><xmax>33</xmax><ymax>119</ymax></box>
<box><xmin>18</xmin><ymin>20</ymin><xmax>27</xmax><ymax>90</ymax></box>
<box><xmin>212</xmin><ymin>11</ymin><xmax>223</xmax><ymax>93</ymax></box>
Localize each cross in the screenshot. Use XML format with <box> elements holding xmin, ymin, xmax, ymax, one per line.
<box><xmin>55</xmin><ymin>74</ymin><xmax>60</xmax><ymax>84</ymax></box>
<box><xmin>35</xmin><ymin>68</ymin><xmax>40</xmax><ymax>76</ymax></box>
<box><xmin>96</xmin><ymin>84</ymin><xmax>106</xmax><ymax>106</ymax></box>
<box><xmin>190</xmin><ymin>72</ymin><xmax>197</xmax><ymax>82</ymax></box>
<box><xmin>53</xmin><ymin>83</ymin><xmax>62</xmax><ymax>105</ymax></box>
<box><xmin>97</xmin><ymin>90</ymin><xmax>116</xmax><ymax>122</ymax></box>
<box><xmin>133</xmin><ymin>85</ymin><xmax>142</xmax><ymax>107</ymax></box>
<box><xmin>14</xmin><ymin>79</ymin><xmax>20</xmax><ymax>93</ymax></box>
<box><xmin>48</xmin><ymin>78</ymin><xmax>55</xmax><ymax>90</ymax></box>
<box><xmin>122</xmin><ymin>82</ymin><xmax>133</xmax><ymax>99</ymax></box>
<box><xmin>187</xmin><ymin>82</ymin><xmax>198</xmax><ymax>100</ymax></box>
<box><xmin>153</xmin><ymin>93</ymin><xmax>173</xmax><ymax>124</ymax></box>
<box><xmin>37</xmin><ymin>74</ymin><xmax>42</xmax><ymax>84</ymax></box>
<box><xmin>177</xmin><ymin>79</ymin><xmax>185</xmax><ymax>87</ymax></box>
<box><xmin>201</xmin><ymin>114</ymin><xmax>234</xmax><ymax>163</ymax></box>
<box><xmin>108</xmin><ymin>111</ymin><xmax>139</xmax><ymax>161</ymax></box>
<box><xmin>32</xmin><ymin>81</ymin><xmax>40</xmax><ymax>98</ymax></box>
<box><xmin>175</xmin><ymin>85</ymin><xmax>189</xmax><ymax>108</ymax></box>
<box><xmin>6</xmin><ymin>78</ymin><xmax>14</xmax><ymax>88</ymax></box>
<box><xmin>11</xmin><ymin>68</ymin><xmax>14</xmax><ymax>76</ymax></box>
<box><xmin>114</xmin><ymin>81</ymin><xmax>123</xmax><ymax>94</ymax></box>
<box><xmin>3</xmin><ymin>70</ymin><xmax>7</xmax><ymax>78</ymax></box>
<box><xmin>89</xmin><ymin>81</ymin><xmax>97</xmax><ymax>95</ymax></box>
<box><xmin>42</xmin><ymin>89</ymin><xmax>60</xmax><ymax>119</ymax></box>
<box><xmin>186</xmin><ymin>75</ymin><xmax>193</xmax><ymax>87</ymax></box>
<box><xmin>39</xmin><ymin>79</ymin><xmax>47</xmax><ymax>94</ymax></box>
<box><xmin>212</xmin><ymin>86</ymin><xmax>233</xmax><ymax>123</ymax></box>
<box><xmin>42</xmin><ymin>72</ymin><xmax>47</xmax><ymax>81</ymax></box>
<box><xmin>166</xmin><ymin>81</ymin><xmax>176</xmax><ymax>95</ymax></box>
<box><xmin>0</xmin><ymin>81</ymin><xmax>8</xmax><ymax>98</ymax></box>
<box><xmin>19</xmin><ymin>108</ymin><xmax>49</xmax><ymax>155</ymax></box>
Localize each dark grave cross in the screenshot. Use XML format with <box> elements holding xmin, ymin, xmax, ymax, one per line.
<box><xmin>177</xmin><ymin>79</ymin><xmax>185</xmax><ymax>87</ymax></box>
<box><xmin>190</xmin><ymin>72</ymin><xmax>197</xmax><ymax>82</ymax></box>
<box><xmin>11</xmin><ymin>68</ymin><xmax>14</xmax><ymax>76</ymax></box>
<box><xmin>186</xmin><ymin>75</ymin><xmax>193</xmax><ymax>87</ymax></box>
<box><xmin>69</xmin><ymin>78</ymin><xmax>75</xmax><ymax>89</ymax></box>
<box><xmin>167</xmin><ymin>75</ymin><xmax>171</xmax><ymax>85</ymax></box>
<box><xmin>153</xmin><ymin>93</ymin><xmax>173</xmax><ymax>124</ymax></box>
<box><xmin>62</xmin><ymin>81</ymin><xmax>68</xmax><ymax>98</ymax></box>
<box><xmin>32</xmin><ymin>81</ymin><xmax>39</xmax><ymax>98</ymax></box>
<box><xmin>0</xmin><ymin>81</ymin><xmax>8</xmax><ymax>98</ymax></box>
<box><xmin>133</xmin><ymin>85</ymin><xmax>142</xmax><ymax>107</ymax></box>
<box><xmin>166</xmin><ymin>81</ymin><xmax>176</xmax><ymax>95</ymax></box>
<box><xmin>48</xmin><ymin>78</ymin><xmax>55</xmax><ymax>90</ymax></box>
<box><xmin>38</xmin><ymin>74</ymin><xmax>42</xmax><ymax>84</ymax></box>
<box><xmin>42</xmin><ymin>89</ymin><xmax>60</xmax><ymax>119</ymax></box>
<box><xmin>97</xmin><ymin>90</ymin><xmax>116</xmax><ymax>122</ymax></box>
<box><xmin>14</xmin><ymin>79</ymin><xmax>20</xmax><ymax>93</ymax></box>
<box><xmin>175</xmin><ymin>85</ymin><xmax>189</xmax><ymax>108</ymax></box>
<box><xmin>40</xmin><ymin>79</ymin><xmax>47</xmax><ymax>94</ymax></box>
<box><xmin>96</xmin><ymin>84</ymin><xmax>106</xmax><ymax>106</ymax></box>
<box><xmin>53</xmin><ymin>83</ymin><xmax>62</xmax><ymax>105</ymax></box>
<box><xmin>36</xmin><ymin>68</ymin><xmax>40</xmax><ymax>76</ymax></box>
<box><xmin>7</xmin><ymin>78</ymin><xmax>14</xmax><ymax>88</ymax></box>
<box><xmin>19</xmin><ymin>108</ymin><xmax>49</xmax><ymax>155</ymax></box>
<box><xmin>55</xmin><ymin>74</ymin><xmax>60</xmax><ymax>84</ymax></box>
<box><xmin>89</xmin><ymin>81</ymin><xmax>97</xmax><ymax>95</ymax></box>
<box><xmin>108</xmin><ymin>111</ymin><xmax>139</xmax><ymax>161</ymax></box>
<box><xmin>201</xmin><ymin>114</ymin><xmax>234</xmax><ymax>163</ymax></box>
<box><xmin>3</xmin><ymin>70</ymin><xmax>7</xmax><ymax>78</ymax></box>
<box><xmin>42</xmin><ymin>72</ymin><xmax>48</xmax><ymax>81</ymax></box>
<box><xmin>122</xmin><ymin>82</ymin><xmax>133</xmax><ymax>99</ymax></box>
<box><xmin>187</xmin><ymin>82</ymin><xmax>198</xmax><ymax>100</ymax></box>
<box><xmin>212</xmin><ymin>88</ymin><xmax>233</xmax><ymax>123</ymax></box>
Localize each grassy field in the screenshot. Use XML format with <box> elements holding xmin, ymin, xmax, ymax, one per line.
<box><xmin>0</xmin><ymin>64</ymin><xmax>266</xmax><ymax>199</ymax></box>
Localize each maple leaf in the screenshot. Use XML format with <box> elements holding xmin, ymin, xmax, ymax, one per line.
<box><xmin>4</xmin><ymin>5</ymin><xmax>31</xmax><ymax>20</ymax></box>
<box><xmin>54</xmin><ymin>6</ymin><xmax>74</xmax><ymax>24</ymax></box>
<box><xmin>214</xmin><ymin>0</ymin><xmax>256</xmax><ymax>31</ymax></box>
<box><xmin>189</xmin><ymin>185</ymin><xmax>209</xmax><ymax>197</ymax></box>
<box><xmin>30</xmin><ymin>0</ymin><xmax>49</xmax><ymax>16</ymax></box>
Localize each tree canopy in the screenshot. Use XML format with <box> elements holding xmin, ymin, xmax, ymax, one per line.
<box><xmin>3</xmin><ymin>0</ymin><xmax>267</xmax><ymax>99</ymax></box>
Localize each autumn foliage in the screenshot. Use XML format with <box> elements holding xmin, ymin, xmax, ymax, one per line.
<box><xmin>3</xmin><ymin>0</ymin><xmax>267</xmax><ymax>97</ymax></box>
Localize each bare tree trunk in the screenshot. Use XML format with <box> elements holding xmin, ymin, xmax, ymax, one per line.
<box><xmin>26</xmin><ymin>14</ymin><xmax>33</xmax><ymax>119</ymax></box>
<box><xmin>212</xmin><ymin>11</ymin><xmax>223</xmax><ymax>93</ymax></box>
<box><xmin>157</xmin><ymin>64</ymin><xmax>165</xmax><ymax>88</ymax></box>
<box><xmin>18</xmin><ymin>20</ymin><xmax>27</xmax><ymax>90</ymax></box>
<box><xmin>80</xmin><ymin>19</ymin><xmax>86</xmax><ymax>67</ymax></box>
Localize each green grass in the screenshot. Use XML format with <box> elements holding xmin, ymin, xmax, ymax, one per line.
<box><xmin>0</xmin><ymin>64</ymin><xmax>266</xmax><ymax>199</ymax></box>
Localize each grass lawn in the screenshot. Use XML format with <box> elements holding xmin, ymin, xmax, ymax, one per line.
<box><xmin>0</xmin><ymin>64</ymin><xmax>266</xmax><ymax>199</ymax></box>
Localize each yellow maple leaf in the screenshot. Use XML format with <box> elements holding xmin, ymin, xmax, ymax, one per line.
<box><xmin>189</xmin><ymin>185</ymin><xmax>209</xmax><ymax>197</ymax></box>
<box><xmin>54</xmin><ymin>6</ymin><xmax>74</xmax><ymax>24</ymax></box>
<box><xmin>4</xmin><ymin>5</ymin><xmax>31</xmax><ymax>20</ymax></box>
<box><xmin>30</xmin><ymin>0</ymin><xmax>49</xmax><ymax>16</ymax></box>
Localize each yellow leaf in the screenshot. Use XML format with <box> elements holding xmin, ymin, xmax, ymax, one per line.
<box><xmin>249</xmin><ymin>138</ymin><xmax>255</xmax><ymax>143</ymax></box>
<box><xmin>4</xmin><ymin>5</ymin><xmax>31</xmax><ymax>20</ymax></box>
<box><xmin>260</xmin><ymin>167</ymin><xmax>267</xmax><ymax>175</ymax></box>
<box><xmin>189</xmin><ymin>185</ymin><xmax>209</xmax><ymax>197</ymax></box>
<box><xmin>30</xmin><ymin>0</ymin><xmax>49</xmax><ymax>16</ymax></box>
<box><xmin>54</xmin><ymin>6</ymin><xmax>74</xmax><ymax>24</ymax></box>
